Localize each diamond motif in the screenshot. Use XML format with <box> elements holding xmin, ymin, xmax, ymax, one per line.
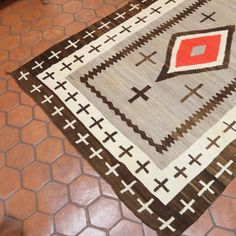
<box><xmin>156</xmin><ymin>25</ymin><xmax>235</xmax><ymax>82</ymax></box>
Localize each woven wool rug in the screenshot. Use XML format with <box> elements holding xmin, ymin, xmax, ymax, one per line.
<box><xmin>11</xmin><ymin>0</ymin><xmax>236</xmax><ymax>235</ymax></box>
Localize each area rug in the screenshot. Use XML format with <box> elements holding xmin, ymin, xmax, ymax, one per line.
<box><xmin>11</xmin><ymin>0</ymin><xmax>236</xmax><ymax>235</ymax></box>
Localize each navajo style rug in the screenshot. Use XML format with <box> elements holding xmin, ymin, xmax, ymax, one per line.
<box><xmin>11</xmin><ymin>0</ymin><xmax>236</xmax><ymax>235</ymax></box>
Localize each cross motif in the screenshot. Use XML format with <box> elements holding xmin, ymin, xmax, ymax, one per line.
<box><xmin>104</xmin><ymin>34</ymin><xmax>118</xmax><ymax>43</ymax></box>
<box><xmin>200</xmin><ymin>12</ymin><xmax>216</xmax><ymax>23</ymax></box>
<box><xmin>98</xmin><ymin>21</ymin><xmax>111</xmax><ymax>30</ymax></box>
<box><xmin>89</xmin><ymin>44</ymin><xmax>102</xmax><ymax>53</ymax></box>
<box><xmin>32</xmin><ymin>61</ymin><xmax>44</xmax><ymax>70</ymax></box>
<box><xmin>128</xmin><ymin>85</ymin><xmax>151</xmax><ymax>103</ymax></box>
<box><xmin>215</xmin><ymin>160</ymin><xmax>233</xmax><ymax>178</ymax></box>
<box><xmin>63</xmin><ymin>119</ymin><xmax>76</xmax><ymax>130</ymax></box>
<box><xmin>206</xmin><ymin>136</ymin><xmax>221</xmax><ymax>150</ymax></box>
<box><xmin>136</xmin><ymin>51</ymin><xmax>157</xmax><ymax>66</ymax></box>
<box><xmin>42</xmin><ymin>72</ymin><xmax>55</xmax><ymax>81</ymax></box>
<box><xmin>174</xmin><ymin>166</ymin><xmax>187</xmax><ymax>178</ymax></box>
<box><xmin>65</xmin><ymin>39</ymin><xmax>80</xmax><ymax>49</ymax></box>
<box><xmin>129</xmin><ymin>3</ymin><xmax>140</xmax><ymax>11</ymax></box>
<box><xmin>154</xmin><ymin>178</ymin><xmax>169</xmax><ymax>192</ymax></box>
<box><xmin>105</xmin><ymin>162</ymin><xmax>120</xmax><ymax>177</ymax></box>
<box><xmin>73</xmin><ymin>55</ymin><xmax>85</xmax><ymax>63</ymax></box>
<box><xmin>150</xmin><ymin>6</ymin><xmax>162</xmax><ymax>14</ymax></box>
<box><xmin>41</xmin><ymin>95</ymin><xmax>54</xmax><ymax>104</ymax></box>
<box><xmin>83</xmin><ymin>30</ymin><xmax>96</xmax><ymax>39</ymax></box>
<box><xmin>89</xmin><ymin>117</ymin><xmax>104</xmax><ymax>129</ymax></box>
<box><xmin>18</xmin><ymin>71</ymin><xmax>30</xmax><ymax>81</ymax></box>
<box><xmin>89</xmin><ymin>147</ymin><xmax>104</xmax><ymax>160</ymax></box>
<box><xmin>158</xmin><ymin>216</ymin><xmax>176</xmax><ymax>232</ymax></box>
<box><xmin>179</xmin><ymin>199</ymin><xmax>196</xmax><ymax>215</ymax></box>
<box><xmin>75</xmin><ymin>133</ymin><xmax>90</xmax><ymax>146</ymax></box>
<box><xmin>135</xmin><ymin>16</ymin><xmax>148</xmax><ymax>24</ymax></box>
<box><xmin>135</xmin><ymin>160</ymin><xmax>150</xmax><ymax>174</ymax></box>
<box><xmin>114</xmin><ymin>12</ymin><xmax>126</xmax><ymax>20</ymax></box>
<box><xmin>137</xmin><ymin>198</ymin><xmax>154</xmax><ymax>214</ymax></box>
<box><xmin>60</xmin><ymin>62</ymin><xmax>72</xmax><ymax>71</ymax></box>
<box><xmin>120</xmin><ymin>180</ymin><xmax>137</xmax><ymax>195</ymax></box>
<box><xmin>181</xmin><ymin>84</ymin><xmax>204</xmax><ymax>103</ymax></box>
<box><xmin>54</xmin><ymin>81</ymin><xmax>67</xmax><ymax>90</ymax></box>
<box><xmin>30</xmin><ymin>84</ymin><xmax>42</xmax><ymax>93</ymax></box>
<box><xmin>198</xmin><ymin>180</ymin><xmax>215</xmax><ymax>197</ymax></box>
<box><xmin>65</xmin><ymin>92</ymin><xmax>78</xmax><ymax>102</ymax></box>
<box><xmin>76</xmin><ymin>103</ymin><xmax>90</xmax><ymax>115</ymax></box>
<box><xmin>165</xmin><ymin>0</ymin><xmax>176</xmax><ymax>4</ymax></box>
<box><xmin>48</xmin><ymin>50</ymin><xmax>61</xmax><ymax>60</ymax></box>
<box><xmin>51</xmin><ymin>106</ymin><xmax>64</xmax><ymax>117</ymax></box>
<box><xmin>103</xmin><ymin>131</ymin><xmax>118</xmax><ymax>143</ymax></box>
<box><xmin>223</xmin><ymin>121</ymin><xmax>236</xmax><ymax>133</ymax></box>
<box><xmin>119</xmin><ymin>25</ymin><xmax>132</xmax><ymax>34</ymax></box>
<box><xmin>188</xmin><ymin>153</ymin><xmax>202</xmax><ymax>166</ymax></box>
<box><xmin>118</xmin><ymin>145</ymin><xmax>133</xmax><ymax>158</ymax></box>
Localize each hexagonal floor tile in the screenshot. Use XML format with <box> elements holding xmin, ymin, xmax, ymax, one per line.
<box><xmin>36</xmin><ymin>137</ymin><xmax>63</xmax><ymax>163</ymax></box>
<box><xmin>6</xmin><ymin>189</ymin><xmax>36</xmax><ymax>220</ymax></box>
<box><xmin>80</xmin><ymin>227</ymin><xmax>106</xmax><ymax>236</ymax></box>
<box><xmin>210</xmin><ymin>196</ymin><xmax>236</xmax><ymax>229</ymax></box>
<box><xmin>55</xmin><ymin>204</ymin><xmax>87</xmax><ymax>235</ymax></box>
<box><xmin>0</xmin><ymin>217</ymin><xmax>22</xmax><ymax>236</ymax></box>
<box><xmin>7</xmin><ymin>105</ymin><xmax>32</xmax><ymax>127</ymax></box>
<box><xmin>23</xmin><ymin>161</ymin><xmax>50</xmax><ymax>191</ymax></box>
<box><xmin>110</xmin><ymin>220</ymin><xmax>143</xmax><ymax>236</ymax></box>
<box><xmin>88</xmin><ymin>197</ymin><xmax>121</xmax><ymax>229</ymax></box>
<box><xmin>52</xmin><ymin>154</ymin><xmax>81</xmax><ymax>184</ymax></box>
<box><xmin>0</xmin><ymin>126</ymin><xmax>19</xmax><ymax>152</ymax></box>
<box><xmin>184</xmin><ymin>210</ymin><xmax>213</xmax><ymax>236</ymax></box>
<box><xmin>207</xmin><ymin>228</ymin><xmax>235</xmax><ymax>236</ymax></box>
<box><xmin>21</xmin><ymin>120</ymin><xmax>47</xmax><ymax>144</ymax></box>
<box><xmin>7</xmin><ymin>143</ymin><xmax>34</xmax><ymax>169</ymax></box>
<box><xmin>23</xmin><ymin>213</ymin><xmax>53</xmax><ymax>236</ymax></box>
<box><xmin>38</xmin><ymin>182</ymin><xmax>68</xmax><ymax>214</ymax></box>
<box><xmin>0</xmin><ymin>167</ymin><xmax>20</xmax><ymax>199</ymax></box>
<box><xmin>0</xmin><ymin>92</ymin><xmax>19</xmax><ymax>112</ymax></box>
<box><xmin>70</xmin><ymin>175</ymin><xmax>100</xmax><ymax>205</ymax></box>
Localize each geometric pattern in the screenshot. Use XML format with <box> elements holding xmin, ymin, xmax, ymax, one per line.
<box><xmin>157</xmin><ymin>25</ymin><xmax>235</xmax><ymax>82</ymax></box>
<box><xmin>9</xmin><ymin>0</ymin><xmax>236</xmax><ymax>235</ymax></box>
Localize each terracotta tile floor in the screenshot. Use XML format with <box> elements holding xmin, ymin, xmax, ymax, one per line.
<box><xmin>0</xmin><ymin>0</ymin><xmax>236</xmax><ymax>235</ymax></box>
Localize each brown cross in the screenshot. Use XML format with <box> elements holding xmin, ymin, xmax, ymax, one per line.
<box><xmin>65</xmin><ymin>92</ymin><xmax>78</xmax><ymax>102</ymax></box>
<box><xmin>206</xmin><ymin>136</ymin><xmax>221</xmax><ymax>150</ymax></box>
<box><xmin>150</xmin><ymin>6</ymin><xmax>162</xmax><ymax>14</ymax></box>
<box><xmin>119</xmin><ymin>25</ymin><xmax>132</xmax><ymax>34</ymax></box>
<box><xmin>154</xmin><ymin>178</ymin><xmax>169</xmax><ymax>192</ymax></box>
<box><xmin>128</xmin><ymin>85</ymin><xmax>151</xmax><ymax>103</ymax></box>
<box><xmin>119</xmin><ymin>145</ymin><xmax>133</xmax><ymax>158</ymax></box>
<box><xmin>135</xmin><ymin>16</ymin><xmax>148</xmax><ymax>24</ymax></box>
<box><xmin>165</xmin><ymin>0</ymin><xmax>176</xmax><ymax>4</ymax></box>
<box><xmin>181</xmin><ymin>84</ymin><xmax>204</xmax><ymax>103</ymax></box>
<box><xmin>135</xmin><ymin>160</ymin><xmax>150</xmax><ymax>174</ymax></box>
<box><xmin>200</xmin><ymin>12</ymin><xmax>216</xmax><ymax>23</ymax></box>
<box><xmin>136</xmin><ymin>51</ymin><xmax>157</xmax><ymax>66</ymax></box>
<box><xmin>188</xmin><ymin>153</ymin><xmax>202</xmax><ymax>166</ymax></box>
<box><xmin>223</xmin><ymin>121</ymin><xmax>236</xmax><ymax>133</ymax></box>
<box><xmin>174</xmin><ymin>166</ymin><xmax>187</xmax><ymax>178</ymax></box>
<box><xmin>103</xmin><ymin>131</ymin><xmax>118</xmax><ymax>143</ymax></box>
<box><xmin>89</xmin><ymin>117</ymin><xmax>104</xmax><ymax>129</ymax></box>
<box><xmin>76</xmin><ymin>103</ymin><xmax>90</xmax><ymax>115</ymax></box>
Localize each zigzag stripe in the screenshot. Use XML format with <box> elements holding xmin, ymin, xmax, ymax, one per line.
<box><xmin>80</xmin><ymin>0</ymin><xmax>212</xmax><ymax>83</ymax></box>
<box><xmin>82</xmin><ymin>78</ymin><xmax>236</xmax><ymax>154</ymax></box>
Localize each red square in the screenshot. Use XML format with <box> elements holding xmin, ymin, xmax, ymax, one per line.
<box><xmin>176</xmin><ymin>34</ymin><xmax>222</xmax><ymax>67</ymax></box>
